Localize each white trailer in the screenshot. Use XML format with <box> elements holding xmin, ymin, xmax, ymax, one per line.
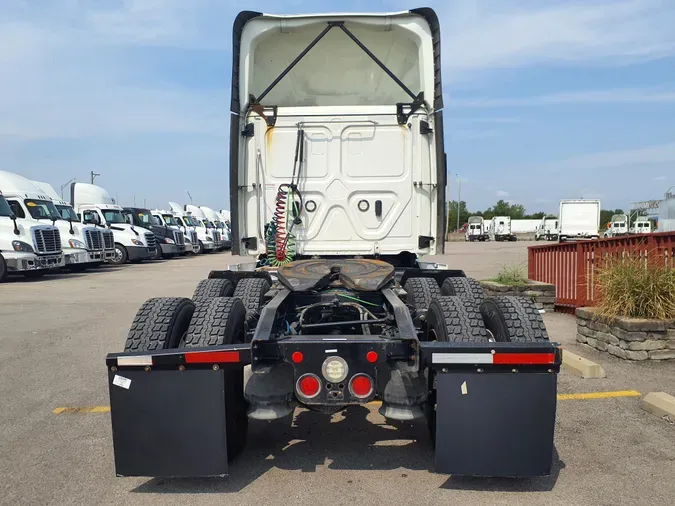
<box><xmin>510</xmin><ymin>219</ymin><xmax>541</xmax><ymax>234</ymax></box>
<box><xmin>558</xmin><ymin>199</ymin><xmax>600</xmax><ymax>242</ymax></box>
<box><xmin>535</xmin><ymin>217</ymin><xmax>559</xmax><ymax>241</ymax></box>
<box><xmin>71</xmin><ymin>183</ymin><xmax>157</xmax><ymax>264</ymax></box>
<box><xmin>489</xmin><ymin>216</ymin><xmax>517</xmax><ymax>242</ymax></box>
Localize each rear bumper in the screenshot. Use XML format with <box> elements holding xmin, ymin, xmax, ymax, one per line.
<box><xmin>106</xmin><ymin>340</ymin><xmax>561</xmax><ymax>478</ymax></box>
<box><xmin>5</xmin><ymin>252</ymin><xmax>64</xmax><ymax>271</ymax></box>
<box><xmin>127</xmin><ymin>246</ymin><xmax>154</xmax><ymax>261</ymax></box>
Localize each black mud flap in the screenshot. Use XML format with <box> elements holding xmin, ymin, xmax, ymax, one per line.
<box><xmin>434</xmin><ymin>371</ymin><xmax>557</xmax><ymax>477</ymax></box>
<box><xmin>108</xmin><ymin>368</ymin><xmax>230</xmax><ymax>477</ymax></box>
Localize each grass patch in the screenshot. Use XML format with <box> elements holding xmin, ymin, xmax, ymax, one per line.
<box><xmin>490</xmin><ymin>264</ymin><xmax>529</xmax><ymax>286</ymax></box>
<box><xmin>596</xmin><ymin>255</ymin><xmax>675</xmax><ymax>320</ymax></box>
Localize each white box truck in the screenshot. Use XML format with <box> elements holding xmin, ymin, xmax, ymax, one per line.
<box><xmin>558</xmin><ymin>199</ymin><xmax>600</xmax><ymax>242</ymax></box>
<box><xmin>71</xmin><ymin>183</ymin><xmax>157</xmax><ymax>264</ymax></box>
<box><xmin>32</xmin><ymin>180</ymin><xmax>116</xmax><ymax>266</ymax></box>
<box><xmin>0</xmin><ymin>189</ymin><xmax>63</xmax><ymax>281</ymax></box>
<box><xmin>490</xmin><ymin>216</ymin><xmax>517</xmax><ymax>241</ymax></box>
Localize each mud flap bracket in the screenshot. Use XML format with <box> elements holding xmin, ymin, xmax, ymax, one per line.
<box><xmin>433</xmin><ymin>370</ymin><xmax>557</xmax><ymax>477</ymax></box>
<box><xmin>108</xmin><ymin>368</ymin><xmax>232</xmax><ymax>477</ymax></box>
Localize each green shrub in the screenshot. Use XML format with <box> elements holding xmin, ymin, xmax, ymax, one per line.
<box><xmin>491</xmin><ymin>264</ymin><xmax>528</xmax><ymax>286</ymax></box>
<box><xmin>596</xmin><ymin>255</ymin><xmax>675</xmax><ymax>320</ymax></box>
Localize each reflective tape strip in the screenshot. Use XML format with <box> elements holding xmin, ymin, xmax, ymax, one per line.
<box><xmin>184</xmin><ymin>350</ymin><xmax>240</xmax><ymax>364</ymax></box>
<box><xmin>432</xmin><ymin>353</ymin><xmax>493</xmax><ymax>364</ymax></box>
<box><xmin>117</xmin><ymin>355</ymin><xmax>153</xmax><ymax>366</ymax></box>
<box><xmin>493</xmin><ymin>352</ymin><xmax>556</xmax><ymax>365</ymax></box>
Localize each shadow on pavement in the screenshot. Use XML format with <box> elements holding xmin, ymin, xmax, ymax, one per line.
<box><xmin>131</xmin><ymin>405</ymin><xmax>562</xmax><ymax>494</ymax></box>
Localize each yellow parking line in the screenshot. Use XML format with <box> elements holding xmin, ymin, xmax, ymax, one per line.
<box><xmin>557</xmin><ymin>390</ymin><xmax>641</xmax><ymax>401</ymax></box>
<box><xmin>52</xmin><ymin>390</ymin><xmax>642</xmax><ymax>414</ymax></box>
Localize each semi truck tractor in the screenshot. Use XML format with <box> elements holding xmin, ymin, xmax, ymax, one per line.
<box><xmin>32</xmin><ymin>180</ymin><xmax>115</xmax><ymax>267</ymax></box>
<box><xmin>122</xmin><ymin>207</ymin><xmax>185</xmax><ymax>260</ymax></box>
<box><xmin>153</xmin><ymin>209</ymin><xmax>197</xmax><ymax>254</ymax></box>
<box><xmin>71</xmin><ymin>183</ymin><xmax>157</xmax><ymax>264</ymax></box>
<box><xmin>200</xmin><ymin>206</ymin><xmax>229</xmax><ymax>250</ymax></box>
<box><xmin>186</xmin><ymin>205</ymin><xmax>223</xmax><ymax>251</ymax></box>
<box><xmin>0</xmin><ymin>171</ymin><xmax>65</xmax><ymax>278</ymax></box>
<box><xmin>168</xmin><ymin>202</ymin><xmax>205</xmax><ymax>254</ymax></box>
<box><xmin>0</xmin><ymin>189</ymin><xmax>63</xmax><ymax>281</ymax></box>
<box><xmin>535</xmin><ymin>217</ymin><xmax>559</xmax><ymax>241</ymax></box>
<box><xmin>107</xmin><ymin>8</ymin><xmax>561</xmax><ymax>480</ymax></box>
<box><xmin>629</xmin><ymin>218</ymin><xmax>651</xmax><ymax>235</ymax></box>
<box><xmin>605</xmin><ymin>214</ymin><xmax>629</xmax><ymax>238</ymax></box>
<box><xmin>465</xmin><ymin>216</ymin><xmax>488</xmax><ymax>241</ymax></box>
<box><xmin>489</xmin><ymin>216</ymin><xmax>517</xmax><ymax>241</ymax></box>
<box><xmin>558</xmin><ymin>199</ymin><xmax>601</xmax><ymax>242</ymax></box>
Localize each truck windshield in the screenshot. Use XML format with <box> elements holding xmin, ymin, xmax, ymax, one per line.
<box><xmin>162</xmin><ymin>214</ymin><xmax>178</xmax><ymax>226</ymax></box>
<box><xmin>0</xmin><ymin>195</ymin><xmax>13</xmax><ymax>217</ymax></box>
<box><xmin>103</xmin><ymin>210</ymin><xmax>126</xmax><ymax>224</ymax></box>
<box><xmin>25</xmin><ymin>199</ymin><xmax>59</xmax><ymax>220</ymax></box>
<box><xmin>56</xmin><ymin>205</ymin><xmax>79</xmax><ymax>222</ymax></box>
<box><xmin>133</xmin><ymin>211</ymin><xmax>158</xmax><ymax>226</ymax></box>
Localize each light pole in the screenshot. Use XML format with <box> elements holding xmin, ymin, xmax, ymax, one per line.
<box><xmin>60</xmin><ymin>178</ymin><xmax>76</xmax><ymax>199</ymax></box>
<box><xmin>90</xmin><ymin>171</ymin><xmax>100</xmax><ymax>184</ymax></box>
<box><xmin>186</xmin><ymin>190</ymin><xmax>193</xmax><ymax>205</ymax></box>
<box><xmin>456</xmin><ymin>174</ymin><xmax>462</xmax><ymax>232</ymax></box>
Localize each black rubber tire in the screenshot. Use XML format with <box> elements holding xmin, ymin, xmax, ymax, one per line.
<box><xmin>153</xmin><ymin>244</ymin><xmax>163</xmax><ymax>260</ymax></box>
<box><xmin>198</xmin><ymin>241</ymin><xmax>205</xmax><ymax>254</ymax></box>
<box><xmin>479</xmin><ymin>296</ymin><xmax>549</xmax><ymax>342</ymax></box>
<box><xmin>404</xmin><ymin>277</ymin><xmax>441</xmax><ymax>311</ymax></box>
<box><xmin>183</xmin><ymin>297</ymin><xmax>247</xmax><ymax>347</ymax></box>
<box><xmin>124</xmin><ymin>297</ymin><xmax>196</xmax><ymax>352</ymax></box>
<box><xmin>111</xmin><ymin>243</ymin><xmax>128</xmax><ymax>265</ymax></box>
<box><xmin>0</xmin><ymin>254</ymin><xmax>7</xmax><ymax>283</ymax></box>
<box><xmin>440</xmin><ymin>277</ymin><xmax>485</xmax><ymax>307</ymax></box>
<box><xmin>232</xmin><ymin>278</ymin><xmax>271</xmax><ymax>318</ymax></box>
<box><xmin>426</xmin><ymin>296</ymin><xmax>489</xmax><ymax>342</ymax></box>
<box><xmin>192</xmin><ymin>278</ymin><xmax>235</xmax><ymax>302</ymax></box>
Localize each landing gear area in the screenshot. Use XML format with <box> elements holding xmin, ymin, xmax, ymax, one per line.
<box><xmin>107</xmin><ymin>259</ymin><xmax>561</xmax><ymax>479</ymax></box>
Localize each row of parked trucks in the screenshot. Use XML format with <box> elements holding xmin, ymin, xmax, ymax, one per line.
<box><xmin>0</xmin><ymin>171</ymin><xmax>231</xmax><ymax>282</ymax></box>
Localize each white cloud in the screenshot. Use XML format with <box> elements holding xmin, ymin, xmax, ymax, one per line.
<box><xmin>451</xmin><ymin>88</ymin><xmax>675</xmax><ymax>108</ymax></box>
<box><xmin>549</xmin><ymin>143</ymin><xmax>675</xmax><ymax>172</ymax></box>
<box><xmin>496</xmin><ymin>190</ymin><xmax>510</xmax><ymax>197</ymax></box>
<box><xmin>652</xmin><ymin>175</ymin><xmax>667</xmax><ymax>181</ymax></box>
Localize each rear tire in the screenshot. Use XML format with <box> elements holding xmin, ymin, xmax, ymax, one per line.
<box><xmin>404</xmin><ymin>277</ymin><xmax>441</xmax><ymax>312</ymax></box>
<box><xmin>124</xmin><ymin>297</ymin><xmax>195</xmax><ymax>352</ymax></box>
<box><xmin>232</xmin><ymin>278</ymin><xmax>271</xmax><ymax>319</ymax></box>
<box><xmin>192</xmin><ymin>278</ymin><xmax>235</xmax><ymax>302</ymax></box>
<box><xmin>0</xmin><ymin>254</ymin><xmax>6</xmax><ymax>282</ymax></box>
<box><xmin>479</xmin><ymin>296</ymin><xmax>549</xmax><ymax>342</ymax></box>
<box><xmin>426</xmin><ymin>296</ymin><xmax>489</xmax><ymax>342</ymax></box>
<box><xmin>440</xmin><ymin>277</ymin><xmax>485</xmax><ymax>307</ymax></box>
<box><xmin>181</xmin><ymin>297</ymin><xmax>248</xmax><ymax>461</ymax></box>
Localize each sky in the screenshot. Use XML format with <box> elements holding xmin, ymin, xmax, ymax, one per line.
<box><xmin>1</xmin><ymin>0</ymin><xmax>674</xmax><ymax>215</ymax></box>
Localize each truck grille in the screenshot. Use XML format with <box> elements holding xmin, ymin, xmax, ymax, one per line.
<box><xmin>84</xmin><ymin>229</ymin><xmax>104</xmax><ymax>251</ymax></box>
<box><xmin>33</xmin><ymin>227</ymin><xmax>62</xmax><ymax>254</ymax></box>
<box><xmin>213</xmin><ymin>230</ymin><xmax>221</xmax><ymax>243</ymax></box>
<box><xmin>173</xmin><ymin>230</ymin><xmax>185</xmax><ymax>246</ymax></box>
<box><xmin>190</xmin><ymin>230</ymin><xmax>198</xmax><ymax>245</ymax></box>
<box><xmin>102</xmin><ymin>230</ymin><xmax>114</xmax><ymax>250</ymax></box>
<box><xmin>144</xmin><ymin>233</ymin><xmax>156</xmax><ymax>249</ymax></box>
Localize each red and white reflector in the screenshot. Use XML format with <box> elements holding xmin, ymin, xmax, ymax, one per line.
<box><xmin>432</xmin><ymin>352</ymin><xmax>555</xmax><ymax>366</ymax></box>
<box><xmin>185</xmin><ymin>350</ymin><xmax>240</xmax><ymax>364</ymax></box>
<box><xmin>117</xmin><ymin>355</ymin><xmax>153</xmax><ymax>367</ymax></box>
<box><xmin>296</xmin><ymin>374</ymin><xmax>321</xmax><ymax>399</ymax></box>
<box><xmin>349</xmin><ymin>374</ymin><xmax>374</xmax><ymax>398</ymax></box>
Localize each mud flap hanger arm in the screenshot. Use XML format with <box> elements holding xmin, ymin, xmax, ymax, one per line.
<box><xmin>247</xmin><ymin>21</ymin><xmax>423</xmax><ymax>126</ymax></box>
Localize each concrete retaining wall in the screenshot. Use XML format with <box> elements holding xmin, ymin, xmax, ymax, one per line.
<box><xmin>480</xmin><ymin>280</ymin><xmax>556</xmax><ymax>310</ymax></box>
<box><xmin>576</xmin><ymin>307</ymin><xmax>675</xmax><ymax>361</ymax></box>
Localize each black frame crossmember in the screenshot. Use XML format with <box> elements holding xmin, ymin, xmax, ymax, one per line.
<box><xmin>248</xmin><ymin>21</ymin><xmax>424</xmax><ymax>125</ymax></box>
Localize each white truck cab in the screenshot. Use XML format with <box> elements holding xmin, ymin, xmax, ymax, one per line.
<box><xmin>465</xmin><ymin>216</ymin><xmax>488</xmax><ymax>242</ymax></box>
<box><xmin>607</xmin><ymin>214</ymin><xmax>629</xmax><ymax>237</ymax></box>
<box><xmin>186</xmin><ymin>205</ymin><xmax>222</xmax><ymax>251</ymax></box>
<box><xmin>167</xmin><ymin>202</ymin><xmax>203</xmax><ymax>254</ymax></box>
<box><xmin>490</xmin><ymin>216</ymin><xmax>516</xmax><ymax>242</ymax></box>
<box><xmin>630</xmin><ymin>218</ymin><xmax>651</xmax><ymax>235</ymax></box>
<box><xmin>32</xmin><ymin>180</ymin><xmax>115</xmax><ymax>266</ymax></box>
<box><xmin>0</xmin><ymin>171</ymin><xmax>64</xmax><ymax>279</ymax></box>
<box><xmin>535</xmin><ymin>217</ymin><xmax>559</xmax><ymax>241</ymax></box>
<box><xmin>201</xmin><ymin>206</ymin><xmax>230</xmax><ymax>250</ymax></box>
<box><xmin>71</xmin><ymin>183</ymin><xmax>157</xmax><ymax>264</ymax></box>
<box><xmin>151</xmin><ymin>210</ymin><xmax>191</xmax><ymax>256</ymax></box>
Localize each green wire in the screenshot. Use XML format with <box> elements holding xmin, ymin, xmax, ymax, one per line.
<box><xmin>336</xmin><ymin>293</ymin><xmax>380</xmax><ymax>307</ymax></box>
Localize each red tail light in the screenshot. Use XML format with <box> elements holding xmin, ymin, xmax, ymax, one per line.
<box><xmin>366</xmin><ymin>351</ymin><xmax>379</xmax><ymax>363</ymax></box>
<box><xmin>291</xmin><ymin>351</ymin><xmax>304</xmax><ymax>363</ymax></box>
<box><xmin>349</xmin><ymin>374</ymin><xmax>374</xmax><ymax>399</ymax></box>
<box><xmin>297</xmin><ymin>374</ymin><xmax>321</xmax><ymax>399</ymax></box>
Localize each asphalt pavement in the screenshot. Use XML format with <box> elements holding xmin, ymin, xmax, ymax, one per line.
<box><xmin>1</xmin><ymin>242</ymin><xmax>673</xmax><ymax>506</ymax></box>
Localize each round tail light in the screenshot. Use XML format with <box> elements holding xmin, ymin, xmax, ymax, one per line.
<box><xmin>297</xmin><ymin>374</ymin><xmax>321</xmax><ymax>399</ymax></box>
<box><xmin>349</xmin><ymin>374</ymin><xmax>374</xmax><ymax>399</ymax></box>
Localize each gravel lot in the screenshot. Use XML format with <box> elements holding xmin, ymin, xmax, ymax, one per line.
<box><xmin>1</xmin><ymin>242</ymin><xmax>673</xmax><ymax>506</ymax></box>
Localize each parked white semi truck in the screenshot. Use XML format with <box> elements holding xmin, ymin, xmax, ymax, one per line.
<box><xmin>201</xmin><ymin>206</ymin><xmax>231</xmax><ymax>250</ymax></box>
<box><xmin>629</xmin><ymin>218</ymin><xmax>652</xmax><ymax>235</ymax></box>
<box><xmin>604</xmin><ymin>214</ymin><xmax>629</xmax><ymax>238</ymax></box>
<box><xmin>465</xmin><ymin>216</ymin><xmax>488</xmax><ymax>241</ymax></box>
<box><xmin>71</xmin><ymin>183</ymin><xmax>157</xmax><ymax>264</ymax></box>
<box><xmin>0</xmin><ymin>171</ymin><xmax>65</xmax><ymax>279</ymax></box>
<box><xmin>489</xmin><ymin>216</ymin><xmax>517</xmax><ymax>241</ymax></box>
<box><xmin>535</xmin><ymin>217</ymin><xmax>559</xmax><ymax>241</ymax></box>
<box><xmin>0</xmin><ymin>189</ymin><xmax>63</xmax><ymax>281</ymax></box>
<box><xmin>558</xmin><ymin>199</ymin><xmax>600</xmax><ymax>242</ymax></box>
<box><xmin>32</xmin><ymin>180</ymin><xmax>115</xmax><ymax>267</ymax></box>
<box><xmin>153</xmin><ymin>209</ymin><xmax>198</xmax><ymax>254</ymax></box>
<box><xmin>168</xmin><ymin>202</ymin><xmax>212</xmax><ymax>254</ymax></box>
<box><xmin>186</xmin><ymin>205</ymin><xmax>223</xmax><ymax>250</ymax></box>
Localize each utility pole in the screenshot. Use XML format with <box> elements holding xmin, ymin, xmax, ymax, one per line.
<box><xmin>60</xmin><ymin>178</ymin><xmax>76</xmax><ymax>199</ymax></box>
<box><xmin>90</xmin><ymin>171</ymin><xmax>100</xmax><ymax>184</ymax></box>
<box><xmin>456</xmin><ymin>174</ymin><xmax>461</xmax><ymax>232</ymax></box>
<box><xmin>186</xmin><ymin>190</ymin><xmax>193</xmax><ymax>205</ymax></box>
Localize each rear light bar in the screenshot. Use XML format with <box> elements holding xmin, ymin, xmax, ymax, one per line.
<box><xmin>431</xmin><ymin>352</ymin><xmax>556</xmax><ymax>366</ymax></box>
